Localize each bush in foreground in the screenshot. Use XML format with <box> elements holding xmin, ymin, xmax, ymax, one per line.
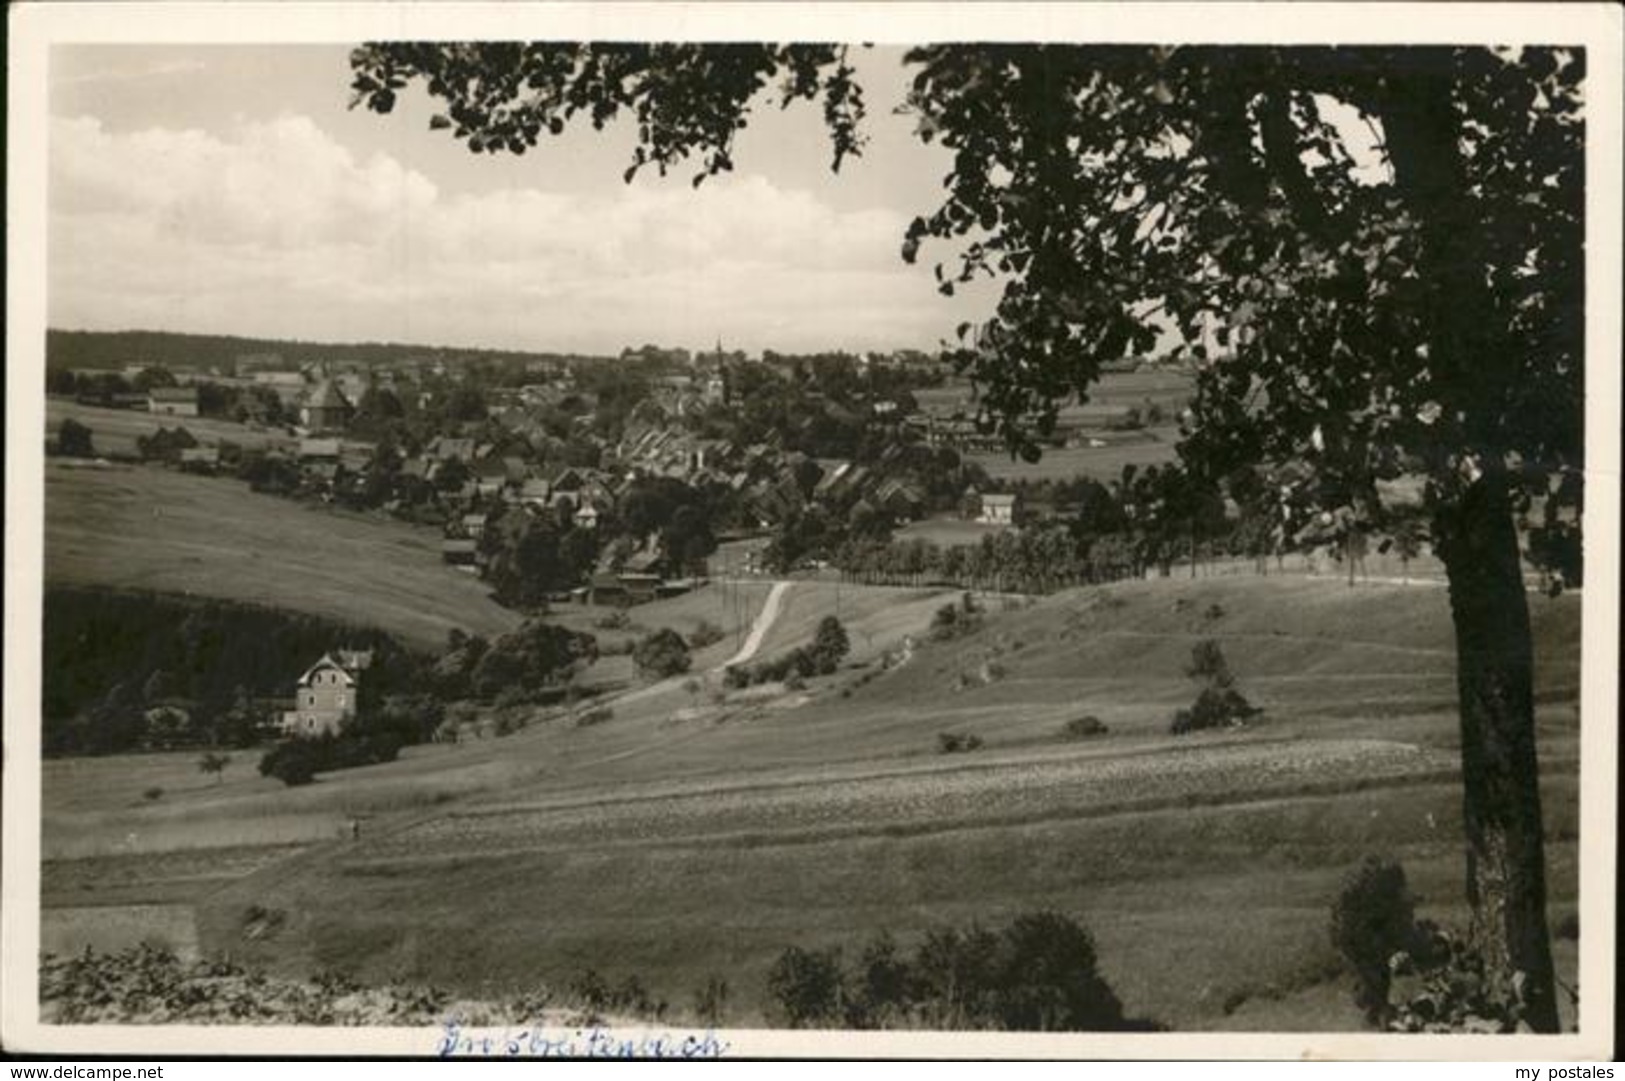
<box><xmin>1325</xmin><ymin>856</ymin><xmax>1558</xmax><ymax>1033</ymax></box>
<box><xmin>40</xmin><ymin>945</ymin><xmax>450</xmax><ymax>1025</ymax></box>
<box><xmin>767</xmin><ymin>912</ymin><xmax>1156</xmax><ymax>1031</ymax></box>
<box><xmin>1330</xmin><ymin>856</ymin><xmax>1419</xmax><ymax>1026</ymax></box>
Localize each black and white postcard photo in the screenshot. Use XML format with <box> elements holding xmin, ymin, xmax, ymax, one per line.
<box><xmin>4</xmin><ymin>1</ymin><xmax>1619</xmax><ymax>1061</ymax></box>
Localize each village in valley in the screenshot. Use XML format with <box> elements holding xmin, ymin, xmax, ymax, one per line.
<box><xmin>45</xmin><ymin>333</ymin><xmax>1204</xmax><ymax>743</ymax></box>
<box><xmin>39</xmin><ymin>321</ymin><xmax>1582</xmax><ymax>1033</ymax></box>
<box><xmin>26</xmin><ymin>32</ymin><xmax>1597</xmax><ymax>1047</ymax></box>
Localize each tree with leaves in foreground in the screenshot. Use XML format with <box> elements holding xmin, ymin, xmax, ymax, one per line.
<box><xmin>350</xmin><ymin>43</ymin><xmax>1582</xmax><ymax>1031</ymax></box>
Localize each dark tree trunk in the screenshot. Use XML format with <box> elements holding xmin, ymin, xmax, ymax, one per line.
<box><xmin>1431</xmin><ymin>463</ymin><xmax>1559</xmax><ymax>1033</ymax></box>
<box><xmin>1376</xmin><ymin>61</ymin><xmax>1561</xmax><ymax>1033</ymax></box>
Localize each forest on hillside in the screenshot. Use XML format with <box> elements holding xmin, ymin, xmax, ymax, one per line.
<box><xmin>45</xmin><ymin>328</ymin><xmax>612</xmax><ymax>374</ymax></box>
<box><xmin>42</xmin><ymin>586</ymin><xmax>425</xmax><ymax>754</ymax></box>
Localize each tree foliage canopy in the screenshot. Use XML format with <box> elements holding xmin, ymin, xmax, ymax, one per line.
<box><xmin>350</xmin><ymin>40</ymin><xmax>1586</xmax><ymax>1033</ymax></box>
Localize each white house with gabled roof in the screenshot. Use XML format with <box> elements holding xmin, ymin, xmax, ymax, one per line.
<box><xmin>280</xmin><ymin>650</ymin><xmax>373</xmax><ymax>736</ymax></box>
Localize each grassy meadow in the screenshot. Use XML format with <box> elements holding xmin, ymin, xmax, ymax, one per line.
<box><xmin>44</xmin><ymin>460</ymin><xmax>520</xmax><ymax>650</ymax></box>
<box><xmin>46</xmin><ymin>399</ymin><xmax>299</xmax><ymax>458</ymax></box>
<box><xmin>39</xmin><ymin>571</ymin><xmax>1584</xmax><ymax>1031</ymax></box>
<box><xmin>969</xmin><ymin>429</ymin><xmax>1181</xmax><ymax>483</ymax></box>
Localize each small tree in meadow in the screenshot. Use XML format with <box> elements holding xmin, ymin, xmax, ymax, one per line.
<box><xmin>631</xmin><ymin>628</ymin><xmax>691</xmax><ymax>680</ymax></box>
<box><xmin>1170</xmin><ymin>639</ymin><xmax>1259</xmax><ymax>735</ymax></box>
<box><xmin>55</xmin><ymin>418</ymin><xmax>95</xmax><ymax>458</ymax></box>
<box><xmin>811</xmin><ymin>616</ymin><xmax>851</xmax><ymax>675</ymax></box>
<box><xmin>198</xmin><ymin>752</ymin><xmax>232</xmax><ymax>786</ymax></box>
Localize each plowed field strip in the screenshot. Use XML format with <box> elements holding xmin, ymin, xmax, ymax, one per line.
<box><xmin>341</xmin><ymin>769</ymin><xmax>1463</xmax><ymax>871</ymax></box>
<box><xmin>359</xmin><ymin>740</ymin><xmax>1455</xmax><ymax>861</ymax></box>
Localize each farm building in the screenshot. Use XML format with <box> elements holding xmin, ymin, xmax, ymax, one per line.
<box><xmin>147</xmin><ymin>386</ymin><xmax>199</xmax><ymax>417</ymax></box>
<box><xmin>978</xmin><ymin>492</ymin><xmax>1019</xmax><ymax>526</ymax></box>
<box><xmin>281</xmin><ymin>650</ymin><xmax>373</xmax><ymax>736</ymax></box>
<box><xmin>177</xmin><ymin>446</ymin><xmax>220</xmax><ymax>472</ymax></box>
<box><xmin>300</xmin><ymin>380</ymin><xmax>352</xmax><ymax>433</ymax></box>
<box><xmin>252</xmin><ymin>370</ymin><xmax>309</xmax><ymax>405</ymax></box>
<box><xmin>442</xmin><ymin>537</ymin><xmax>480</xmax><ymax>567</ymax></box>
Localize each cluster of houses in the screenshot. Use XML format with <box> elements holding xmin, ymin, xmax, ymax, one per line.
<box><xmin>83</xmin><ymin>347</ymin><xmax>1047</xmax><ymax>588</ymax></box>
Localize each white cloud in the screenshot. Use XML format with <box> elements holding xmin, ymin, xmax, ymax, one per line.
<box><xmin>48</xmin><ymin>114</ymin><xmax>984</xmax><ymax>352</ymax></box>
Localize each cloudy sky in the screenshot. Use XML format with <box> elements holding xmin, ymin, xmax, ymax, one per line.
<box><xmin>49</xmin><ymin>44</ymin><xmax>994</xmax><ymax>356</ymax></box>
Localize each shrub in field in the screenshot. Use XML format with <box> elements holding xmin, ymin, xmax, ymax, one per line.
<box><xmin>721</xmin><ymin>665</ymin><xmax>749</xmax><ymax>690</ymax></box>
<box><xmin>257</xmin><ymin>732</ymin><xmax>404</xmax><ymax>787</ymax></box>
<box><xmin>929</xmin><ymin>596</ymin><xmax>983</xmax><ymax>642</ymax></box>
<box><xmin>258</xmin><ymin>742</ymin><xmax>318</xmax><ymax>786</ymax></box>
<box><xmin>197</xmin><ymin>752</ymin><xmax>231</xmax><ymax>786</ymax></box>
<box><xmin>687</xmin><ymin>620</ymin><xmax>725</xmax><ymax>649</ymax></box>
<box><xmin>632</xmin><ymin>628</ymin><xmax>691</xmax><ymax>680</ymax></box>
<box><xmin>738</xmin><ymin>646</ymin><xmax>824</xmax><ymax>686</ymax></box>
<box><xmin>766</xmin><ymin>946</ymin><xmax>847</xmax><ymax>1028</ymax></box>
<box><xmin>811</xmin><ymin>616</ymin><xmax>851</xmax><ymax>674</ymax></box>
<box><xmin>471</xmin><ymin>620</ymin><xmax>598</xmax><ymax>701</ymax></box>
<box><xmin>54</xmin><ymin>417</ymin><xmax>96</xmax><ymax>458</ymax></box>
<box><xmin>142</xmin><ymin>786</ymin><xmax>164</xmax><ymax>802</ymax></box>
<box><xmin>937</xmin><ymin>732</ymin><xmax>984</xmax><ymax>754</ymax></box>
<box><xmin>1170</xmin><ymin>640</ymin><xmax>1259</xmax><ymax>734</ymax></box>
<box><xmin>1061</xmin><ymin>716</ymin><xmax>1108</xmax><ymax>739</ymax></box>
<box><xmin>784</xmin><ymin>673</ymin><xmax>806</xmax><ymax>692</ymax></box>
<box><xmin>1329</xmin><ymin>856</ymin><xmax>1422</xmax><ymax>1026</ymax></box>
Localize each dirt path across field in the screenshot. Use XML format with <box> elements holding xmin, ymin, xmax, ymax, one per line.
<box><xmin>715</xmin><ymin>579</ymin><xmax>792</xmax><ymax>670</ymax></box>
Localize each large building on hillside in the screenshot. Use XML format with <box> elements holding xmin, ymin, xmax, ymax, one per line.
<box><xmin>281</xmin><ymin>650</ymin><xmax>373</xmax><ymax>737</ymax></box>
<box><xmin>300</xmin><ymin>380</ymin><xmax>352</xmax><ymax>433</ymax></box>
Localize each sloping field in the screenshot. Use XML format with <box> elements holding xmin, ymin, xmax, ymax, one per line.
<box><xmin>46</xmin><ymin>399</ymin><xmax>298</xmax><ymax>458</ymax></box>
<box><xmin>746</xmin><ymin>581</ymin><xmax>956</xmax><ymax>666</ymax></box>
<box><xmin>42</xmin><ymin>573</ymin><xmax>1584</xmax><ymax>1030</ymax></box>
<box><xmin>44</xmin><ymin>461</ymin><xmax>520</xmax><ymax>649</ymax></box>
<box><xmin>544</xmin><ymin>580</ymin><xmax>778</xmax><ymax>671</ymax></box>
<box><xmin>969</xmin><ymin>429</ymin><xmax>1180</xmax><ymax>482</ymax></box>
